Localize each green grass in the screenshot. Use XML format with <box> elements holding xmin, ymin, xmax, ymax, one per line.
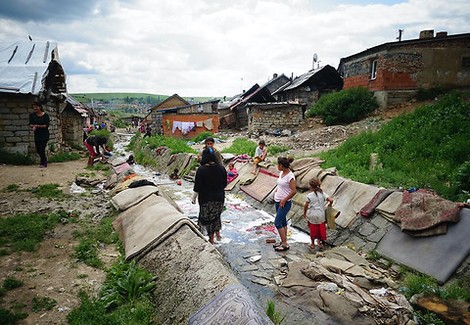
<box><xmin>31</xmin><ymin>296</ymin><xmax>57</xmax><ymax>312</ymax></box>
<box><xmin>0</xmin><ymin>307</ymin><xmax>28</xmax><ymax>324</ymax></box>
<box><xmin>317</xmin><ymin>92</ymin><xmax>470</xmax><ymax>201</ymax></box>
<box><xmin>67</xmin><ymin>259</ymin><xmax>156</xmax><ymax>324</ymax></box>
<box><xmin>49</xmin><ymin>151</ymin><xmax>82</xmax><ymax>163</ymax></box>
<box><xmin>73</xmin><ymin>215</ymin><xmax>119</xmax><ymax>268</ymax></box>
<box><xmin>2</xmin><ymin>277</ymin><xmax>23</xmax><ymax>290</ymax></box>
<box><xmin>3</xmin><ymin>184</ymin><xmax>19</xmax><ymax>192</ymax></box>
<box><xmin>221</xmin><ymin>138</ymin><xmax>257</xmax><ymax>155</ymax></box>
<box><xmin>31</xmin><ymin>183</ymin><xmax>65</xmax><ymax>199</ymax></box>
<box><xmin>0</xmin><ymin>211</ymin><xmax>63</xmax><ymax>254</ymax></box>
<box><xmin>266</xmin><ymin>300</ymin><xmax>286</xmax><ymax>325</ymax></box>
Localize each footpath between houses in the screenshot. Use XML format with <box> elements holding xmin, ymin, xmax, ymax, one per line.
<box><xmin>106</xmin><ymin>135</ymin><xmax>469</xmax><ymax>324</ymax></box>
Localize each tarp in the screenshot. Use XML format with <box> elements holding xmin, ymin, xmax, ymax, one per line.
<box><xmin>0</xmin><ymin>40</ymin><xmax>59</xmax><ymax>94</ymax></box>
<box><xmin>376</xmin><ymin>208</ymin><xmax>470</xmax><ymax>283</ymax></box>
<box><xmin>332</xmin><ymin>180</ymin><xmax>381</xmax><ymax>228</ymax></box>
<box><xmin>113</xmin><ymin>195</ymin><xmax>204</xmax><ymax>261</ymax></box>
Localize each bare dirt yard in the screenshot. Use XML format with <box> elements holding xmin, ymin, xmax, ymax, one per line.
<box><xmin>0</xmin><ymin>158</ymin><xmax>118</xmax><ymax>325</ymax></box>
<box><xmin>0</xmin><ymin>103</ymin><xmax>419</xmax><ymax>324</ymax></box>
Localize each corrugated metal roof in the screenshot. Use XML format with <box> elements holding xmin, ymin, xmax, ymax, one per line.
<box><xmin>0</xmin><ymin>40</ymin><xmax>60</xmax><ymax>95</ymax></box>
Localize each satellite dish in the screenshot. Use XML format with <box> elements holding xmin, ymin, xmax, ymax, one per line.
<box><xmin>313</xmin><ymin>53</ymin><xmax>318</xmax><ymax>62</ymax></box>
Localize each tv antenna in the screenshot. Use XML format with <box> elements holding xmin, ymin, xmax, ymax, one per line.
<box><xmin>312</xmin><ymin>53</ymin><xmax>318</xmax><ymax>70</ymax></box>
<box><xmin>397</xmin><ymin>29</ymin><xmax>404</xmax><ymax>41</ymax></box>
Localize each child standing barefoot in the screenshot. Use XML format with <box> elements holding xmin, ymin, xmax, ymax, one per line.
<box><xmin>303</xmin><ymin>177</ymin><xmax>333</xmax><ymax>251</ymax></box>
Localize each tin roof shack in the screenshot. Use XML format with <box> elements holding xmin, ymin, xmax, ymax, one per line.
<box><xmin>0</xmin><ymin>40</ymin><xmax>67</xmax><ymax>156</ymax></box>
<box><xmin>338</xmin><ymin>30</ymin><xmax>470</xmax><ymax>108</ymax></box>
<box><xmin>145</xmin><ymin>94</ymin><xmax>190</xmax><ymax>135</ymax></box>
<box><xmin>61</xmin><ymin>95</ymin><xmax>95</xmax><ymax>147</ymax></box>
<box><xmin>273</xmin><ymin>65</ymin><xmax>343</xmax><ymax>107</ymax></box>
<box><xmin>227</xmin><ymin>74</ymin><xmax>291</xmax><ymax>130</ymax></box>
<box><xmin>247</xmin><ymin>102</ymin><xmax>304</xmax><ymax>134</ymax></box>
<box><xmin>160</xmin><ymin>98</ymin><xmax>220</xmax><ymax>138</ymax></box>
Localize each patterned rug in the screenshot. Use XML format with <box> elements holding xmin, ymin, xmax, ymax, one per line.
<box><xmin>188</xmin><ymin>284</ymin><xmax>273</xmax><ymax>325</ymax></box>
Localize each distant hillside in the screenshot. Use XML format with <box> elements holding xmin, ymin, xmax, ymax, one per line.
<box><xmin>71</xmin><ymin>93</ymin><xmax>217</xmax><ymax>105</ymax></box>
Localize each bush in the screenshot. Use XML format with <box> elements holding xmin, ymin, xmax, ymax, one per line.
<box><xmin>307</xmin><ymin>87</ymin><xmax>378</xmax><ymax>125</ymax></box>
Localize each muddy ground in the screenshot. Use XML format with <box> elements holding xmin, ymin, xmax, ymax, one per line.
<box><xmin>0</xmin><ymin>103</ymin><xmax>418</xmax><ymax>324</ymax></box>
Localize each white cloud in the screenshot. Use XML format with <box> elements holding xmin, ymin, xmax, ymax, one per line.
<box><xmin>1</xmin><ymin>0</ymin><xmax>469</xmax><ymax>97</ymax></box>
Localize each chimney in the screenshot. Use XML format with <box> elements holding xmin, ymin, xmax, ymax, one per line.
<box><xmin>419</xmin><ymin>30</ymin><xmax>434</xmax><ymax>39</ymax></box>
<box><xmin>436</xmin><ymin>31</ymin><xmax>448</xmax><ymax>38</ymax></box>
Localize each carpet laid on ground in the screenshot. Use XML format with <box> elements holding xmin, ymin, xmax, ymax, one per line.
<box><xmin>188</xmin><ymin>284</ymin><xmax>273</xmax><ymax>325</ymax></box>
<box><xmin>376</xmin><ymin>208</ymin><xmax>470</xmax><ymax>283</ymax></box>
<box><xmin>393</xmin><ymin>189</ymin><xmax>461</xmax><ymax>237</ymax></box>
<box><xmin>112</xmin><ymin>195</ymin><xmax>204</xmax><ymax>261</ymax></box>
<box><xmin>240</xmin><ymin>168</ymin><xmax>278</xmax><ymax>202</ymax></box>
<box><xmin>331</xmin><ymin>180</ymin><xmax>381</xmax><ymax>228</ymax></box>
<box><xmin>110</xmin><ymin>185</ymin><xmax>158</xmax><ymax>211</ymax></box>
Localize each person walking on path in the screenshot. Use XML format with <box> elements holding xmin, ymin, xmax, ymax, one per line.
<box><xmin>273</xmin><ymin>157</ymin><xmax>296</xmax><ymax>252</ymax></box>
<box><xmin>29</xmin><ymin>101</ymin><xmax>50</xmax><ymax>168</ymax></box>
<box><xmin>303</xmin><ymin>177</ymin><xmax>333</xmax><ymax>251</ymax></box>
<box><xmin>192</xmin><ymin>148</ymin><xmax>227</xmax><ymax>244</ymax></box>
<box><xmin>252</xmin><ymin>139</ymin><xmax>267</xmax><ymax>174</ymax></box>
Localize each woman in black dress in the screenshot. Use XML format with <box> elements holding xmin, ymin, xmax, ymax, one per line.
<box><xmin>193</xmin><ymin>148</ymin><xmax>227</xmax><ymax>244</ymax></box>
<box><xmin>29</xmin><ymin>101</ymin><xmax>50</xmax><ymax>168</ymax></box>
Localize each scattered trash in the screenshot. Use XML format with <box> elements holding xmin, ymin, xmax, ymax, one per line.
<box><xmin>70</xmin><ymin>182</ymin><xmax>86</xmax><ymax>194</ymax></box>
<box><xmin>369</xmin><ymin>287</ymin><xmax>388</xmax><ymax>296</ymax></box>
<box><xmin>316</xmin><ymin>282</ymin><xmax>338</xmax><ymax>292</ymax></box>
<box><xmin>248</xmin><ymin>255</ymin><xmax>262</xmax><ymax>263</ymax></box>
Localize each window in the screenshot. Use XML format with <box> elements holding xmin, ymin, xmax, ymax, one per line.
<box><xmin>462</xmin><ymin>57</ymin><xmax>470</xmax><ymax>69</ymax></box>
<box><xmin>370</xmin><ymin>60</ymin><xmax>378</xmax><ymax>80</ymax></box>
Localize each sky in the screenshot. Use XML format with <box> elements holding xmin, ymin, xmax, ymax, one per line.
<box><xmin>1</xmin><ymin>0</ymin><xmax>469</xmax><ymax>98</ymax></box>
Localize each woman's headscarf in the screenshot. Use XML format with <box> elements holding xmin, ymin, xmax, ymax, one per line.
<box><xmin>200</xmin><ymin>147</ymin><xmax>216</xmax><ymax>165</ymax></box>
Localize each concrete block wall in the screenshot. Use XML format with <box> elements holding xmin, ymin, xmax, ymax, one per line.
<box><xmin>0</xmin><ymin>93</ymin><xmax>62</xmax><ymax>157</ymax></box>
<box><xmin>248</xmin><ymin>105</ymin><xmax>303</xmax><ymax>133</ymax></box>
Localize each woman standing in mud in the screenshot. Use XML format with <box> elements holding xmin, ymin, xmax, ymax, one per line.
<box><xmin>192</xmin><ymin>147</ymin><xmax>227</xmax><ymax>244</ymax></box>
<box><xmin>29</xmin><ymin>101</ymin><xmax>50</xmax><ymax>168</ymax></box>
<box><xmin>273</xmin><ymin>156</ymin><xmax>296</xmax><ymax>252</ymax></box>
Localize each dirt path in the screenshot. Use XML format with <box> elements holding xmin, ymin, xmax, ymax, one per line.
<box><xmin>0</xmin><ymin>158</ymin><xmax>117</xmax><ymax>324</ymax></box>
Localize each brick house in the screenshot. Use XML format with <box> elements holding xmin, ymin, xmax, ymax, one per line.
<box><xmin>144</xmin><ymin>94</ymin><xmax>190</xmax><ymax>135</ymax></box>
<box><xmin>338</xmin><ymin>30</ymin><xmax>470</xmax><ymax>108</ymax></box>
<box><xmin>0</xmin><ymin>40</ymin><xmax>67</xmax><ymax>156</ymax></box>
<box><xmin>144</xmin><ymin>94</ymin><xmax>220</xmax><ymax>138</ymax></box>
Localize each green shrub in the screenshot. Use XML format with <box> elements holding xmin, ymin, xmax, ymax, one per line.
<box><xmin>100</xmin><ymin>258</ymin><xmax>156</xmax><ymax>310</ymax></box>
<box><xmin>307</xmin><ymin>87</ymin><xmax>378</xmax><ymax>125</ymax></box>
<box><xmin>73</xmin><ymin>238</ymin><xmax>103</xmax><ymax>268</ymax></box>
<box><xmin>400</xmin><ymin>273</ymin><xmax>438</xmax><ymax>299</ymax></box>
<box><xmin>67</xmin><ymin>291</ymin><xmax>108</xmax><ymax>325</ymax></box>
<box><xmin>0</xmin><ymin>307</ymin><xmax>27</xmax><ymax>324</ymax></box>
<box><xmin>414</xmin><ymin>310</ymin><xmax>445</xmax><ymax>325</ymax></box>
<box><xmin>31</xmin><ymin>296</ymin><xmax>57</xmax><ymax>312</ymax></box>
<box><xmin>2</xmin><ymin>277</ymin><xmax>23</xmax><ymax>290</ymax></box>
